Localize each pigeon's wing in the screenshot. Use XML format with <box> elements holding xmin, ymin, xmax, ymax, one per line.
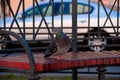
<box><xmin>44</xmin><ymin>28</ymin><xmax>71</xmax><ymax>58</ymax></box>
<box><xmin>44</xmin><ymin>40</ymin><xmax>57</xmax><ymax>57</ymax></box>
<box><xmin>52</xmin><ymin>34</ymin><xmax>71</xmax><ymax>56</ymax></box>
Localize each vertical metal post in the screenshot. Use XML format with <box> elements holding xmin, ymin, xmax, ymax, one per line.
<box><xmin>97</xmin><ymin>66</ymin><xmax>107</xmax><ymax>80</ymax></box>
<box><xmin>97</xmin><ymin>0</ymin><xmax>100</xmax><ymax>37</ymax></box>
<box><xmin>22</xmin><ymin>0</ymin><xmax>25</xmax><ymax>39</ymax></box>
<box><xmin>72</xmin><ymin>0</ymin><xmax>78</xmax><ymax>80</ymax></box>
<box><xmin>3</xmin><ymin>0</ymin><xmax>6</xmax><ymax>30</ymax></box>
<box><xmin>52</xmin><ymin>0</ymin><xmax>54</xmax><ymax>33</ymax></box>
<box><xmin>72</xmin><ymin>0</ymin><xmax>77</xmax><ymax>52</ymax></box>
<box><xmin>117</xmin><ymin>0</ymin><xmax>119</xmax><ymax>37</ymax></box>
<box><xmin>33</xmin><ymin>0</ymin><xmax>35</xmax><ymax>40</ymax></box>
<box><xmin>61</xmin><ymin>0</ymin><xmax>63</xmax><ymax>30</ymax></box>
<box><xmin>88</xmin><ymin>0</ymin><xmax>90</xmax><ymax>37</ymax></box>
<box><xmin>72</xmin><ymin>68</ymin><xmax>78</xmax><ymax>80</ymax></box>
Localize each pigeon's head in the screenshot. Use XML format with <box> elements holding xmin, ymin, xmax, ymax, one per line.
<box><xmin>53</xmin><ymin>28</ymin><xmax>62</xmax><ymax>34</ymax></box>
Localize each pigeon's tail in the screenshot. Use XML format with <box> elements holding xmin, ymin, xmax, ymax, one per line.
<box><xmin>44</xmin><ymin>41</ymin><xmax>57</xmax><ymax>57</ymax></box>
<box><xmin>44</xmin><ymin>49</ymin><xmax>53</xmax><ymax>57</ymax></box>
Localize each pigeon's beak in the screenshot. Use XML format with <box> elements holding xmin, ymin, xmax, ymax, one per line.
<box><xmin>52</xmin><ymin>29</ymin><xmax>56</xmax><ymax>34</ymax></box>
<box><xmin>51</xmin><ymin>32</ymin><xmax>54</xmax><ymax>34</ymax></box>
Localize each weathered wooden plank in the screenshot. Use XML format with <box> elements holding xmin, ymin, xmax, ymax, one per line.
<box><xmin>0</xmin><ymin>51</ymin><xmax>120</xmax><ymax>72</ymax></box>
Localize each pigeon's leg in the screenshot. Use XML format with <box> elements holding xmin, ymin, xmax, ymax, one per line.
<box><xmin>49</xmin><ymin>55</ymin><xmax>63</xmax><ymax>60</ymax></box>
<box><xmin>56</xmin><ymin>56</ymin><xmax>63</xmax><ymax>60</ymax></box>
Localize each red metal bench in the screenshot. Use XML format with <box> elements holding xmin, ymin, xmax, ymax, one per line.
<box><xmin>0</xmin><ymin>30</ymin><xmax>120</xmax><ymax>80</ymax></box>
<box><xmin>0</xmin><ymin>51</ymin><xmax>120</xmax><ymax>80</ymax></box>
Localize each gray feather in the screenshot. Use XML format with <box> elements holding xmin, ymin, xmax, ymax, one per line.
<box><xmin>44</xmin><ymin>28</ymin><xmax>71</xmax><ymax>57</ymax></box>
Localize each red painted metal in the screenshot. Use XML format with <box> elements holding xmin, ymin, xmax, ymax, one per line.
<box><xmin>0</xmin><ymin>51</ymin><xmax>120</xmax><ymax>72</ymax></box>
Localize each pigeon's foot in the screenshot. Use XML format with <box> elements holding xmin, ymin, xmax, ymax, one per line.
<box><xmin>56</xmin><ymin>56</ymin><xmax>63</xmax><ymax>60</ymax></box>
<box><xmin>49</xmin><ymin>56</ymin><xmax>63</xmax><ymax>60</ymax></box>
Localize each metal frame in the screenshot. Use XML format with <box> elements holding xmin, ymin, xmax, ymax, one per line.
<box><xmin>0</xmin><ymin>30</ymin><xmax>38</xmax><ymax>79</ymax></box>
<box><xmin>0</xmin><ymin>0</ymin><xmax>119</xmax><ymax>52</ymax></box>
<box><xmin>0</xmin><ymin>0</ymin><xmax>120</xmax><ymax>80</ymax></box>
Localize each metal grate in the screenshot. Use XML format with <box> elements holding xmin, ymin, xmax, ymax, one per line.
<box><xmin>0</xmin><ymin>0</ymin><xmax>120</xmax><ymax>52</ymax></box>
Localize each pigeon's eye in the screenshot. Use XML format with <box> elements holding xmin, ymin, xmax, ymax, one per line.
<box><xmin>53</xmin><ymin>30</ymin><xmax>57</xmax><ymax>33</ymax></box>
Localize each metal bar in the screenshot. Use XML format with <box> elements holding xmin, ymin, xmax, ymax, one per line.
<box><xmin>88</xmin><ymin>0</ymin><xmax>90</xmax><ymax>37</ymax></box>
<box><xmin>61</xmin><ymin>0</ymin><xmax>63</xmax><ymax>30</ymax></box>
<box><xmin>33</xmin><ymin>0</ymin><xmax>35</xmax><ymax>40</ymax></box>
<box><xmin>100</xmin><ymin>0</ymin><xmax>117</xmax><ymax>35</ymax></box>
<box><xmin>72</xmin><ymin>0</ymin><xmax>78</xmax><ymax>80</ymax></box>
<box><xmin>5</xmin><ymin>0</ymin><xmax>24</xmax><ymax>37</ymax></box>
<box><xmin>22</xmin><ymin>0</ymin><xmax>25</xmax><ymax>39</ymax></box>
<box><xmin>51</xmin><ymin>0</ymin><xmax>54</xmax><ymax>41</ymax></box>
<box><xmin>8</xmin><ymin>0</ymin><xmax>22</xmax><ymax>31</ymax></box>
<box><xmin>117</xmin><ymin>0</ymin><xmax>119</xmax><ymax>37</ymax></box>
<box><xmin>52</xmin><ymin>0</ymin><xmax>54</xmax><ymax>31</ymax></box>
<box><xmin>97</xmin><ymin>66</ymin><xmax>107</xmax><ymax>80</ymax></box>
<box><xmin>72</xmin><ymin>68</ymin><xmax>78</xmax><ymax>80</ymax></box>
<box><xmin>3</xmin><ymin>0</ymin><xmax>6</xmax><ymax>30</ymax></box>
<box><xmin>98</xmin><ymin>0</ymin><xmax>100</xmax><ymax>37</ymax></box>
<box><xmin>0</xmin><ymin>30</ymin><xmax>38</xmax><ymax>79</ymax></box>
<box><xmin>0</xmin><ymin>67</ymin><xmax>30</xmax><ymax>74</ymax></box>
<box><xmin>72</xmin><ymin>0</ymin><xmax>77</xmax><ymax>52</ymax></box>
<box><xmin>34</xmin><ymin>0</ymin><xmax>52</xmax><ymax>38</ymax></box>
<box><xmin>5</xmin><ymin>0</ymin><xmax>24</xmax><ymax>40</ymax></box>
<box><xmin>8</xmin><ymin>0</ymin><xmax>10</xmax><ymax>16</ymax></box>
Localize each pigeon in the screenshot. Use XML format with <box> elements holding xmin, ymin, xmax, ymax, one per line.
<box><xmin>44</xmin><ymin>28</ymin><xmax>71</xmax><ymax>59</ymax></box>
